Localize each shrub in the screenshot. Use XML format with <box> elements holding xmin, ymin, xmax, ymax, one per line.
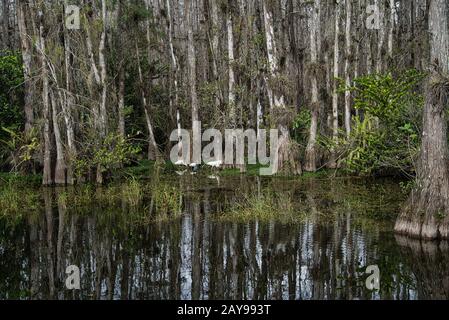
<box><xmin>342</xmin><ymin>70</ymin><xmax>425</xmax><ymax>176</ymax></box>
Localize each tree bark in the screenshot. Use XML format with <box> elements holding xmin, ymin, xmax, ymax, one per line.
<box><xmin>227</xmin><ymin>4</ymin><xmax>236</xmax><ymax>127</ymax></box>
<box><xmin>329</xmin><ymin>1</ymin><xmax>341</xmax><ymax>168</ymax></box>
<box><xmin>304</xmin><ymin>0</ymin><xmax>320</xmax><ymax>172</ymax></box>
<box><xmin>16</xmin><ymin>0</ymin><xmax>34</xmax><ymax>133</ymax></box>
<box><xmin>262</xmin><ymin>0</ymin><xmax>301</xmax><ymax>175</ymax></box>
<box><xmin>186</xmin><ymin>0</ymin><xmax>200</xmax><ymax>165</ymax></box>
<box><xmin>117</xmin><ymin>0</ymin><xmax>125</xmax><ymax>138</ymax></box>
<box><xmin>344</xmin><ymin>0</ymin><xmax>352</xmax><ymax>137</ymax></box>
<box><xmin>38</xmin><ymin>11</ymin><xmax>52</xmax><ymax>186</ymax></box>
<box><xmin>375</xmin><ymin>0</ymin><xmax>385</xmax><ymax>73</ymax></box>
<box><xmin>395</xmin><ymin>0</ymin><xmax>449</xmax><ymax>240</ymax></box>
<box><xmin>135</xmin><ymin>42</ymin><xmax>160</xmax><ymax>162</ymax></box>
<box><xmin>50</xmin><ymin>90</ymin><xmax>66</xmax><ymax>185</ymax></box>
<box><xmin>98</xmin><ymin>0</ymin><xmax>108</xmax><ymax>137</ymax></box>
<box><xmin>63</xmin><ymin>0</ymin><xmax>76</xmax><ymax>184</ymax></box>
<box><xmin>2</xmin><ymin>0</ymin><xmax>10</xmax><ymax>50</ymax></box>
<box><xmin>387</xmin><ymin>0</ymin><xmax>395</xmax><ymax>60</ymax></box>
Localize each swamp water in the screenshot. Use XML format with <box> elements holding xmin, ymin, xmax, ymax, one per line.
<box><xmin>0</xmin><ymin>176</ymin><xmax>448</xmax><ymax>300</ymax></box>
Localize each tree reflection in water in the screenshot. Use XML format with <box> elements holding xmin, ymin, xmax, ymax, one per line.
<box><xmin>0</xmin><ymin>177</ymin><xmax>447</xmax><ymax>300</ymax></box>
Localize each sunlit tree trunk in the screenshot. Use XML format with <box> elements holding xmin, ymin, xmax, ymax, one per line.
<box><xmin>387</xmin><ymin>0</ymin><xmax>395</xmax><ymax>60</ymax></box>
<box><xmin>304</xmin><ymin>0</ymin><xmax>320</xmax><ymax>172</ymax></box>
<box><xmin>62</xmin><ymin>0</ymin><xmax>76</xmax><ymax>184</ymax></box>
<box><xmin>227</xmin><ymin>3</ymin><xmax>236</xmax><ymax>127</ymax></box>
<box><xmin>329</xmin><ymin>1</ymin><xmax>341</xmax><ymax>168</ymax></box>
<box><xmin>165</xmin><ymin>0</ymin><xmax>183</xmax><ymax>160</ymax></box>
<box><xmin>117</xmin><ymin>0</ymin><xmax>125</xmax><ymax>138</ymax></box>
<box><xmin>16</xmin><ymin>0</ymin><xmax>34</xmax><ymax>133</ymax></box>
<box><xmin>98</xmin><ymin>0</ymin><xmax>108</xmax><ymax>137</ymax></box>
<box><xmin>185</xmin><ymin>0</ymin><xmax>200</xmax><ymax>165</ymax></box>
<box><xmin>375</xmin><ymin>0</ymin><xmax>385</xmax><ymax>73</ymax></box>
<box><xmin>344</xmin><ymin>0</ymin><xmax>352</xmax><ymax>137</ymax></box>
<box><xmin>208</xmin><ymin>0</ymin><xmax>222</xmax><ymax>109</ymax></box>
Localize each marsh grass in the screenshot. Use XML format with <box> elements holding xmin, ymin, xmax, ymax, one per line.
<box><xmin>122</xmin><ymin>179</ymin><xmax>144</xmax><ymax>207</ymax></box>
<box><xmin>0</xmin><ymin>174</ymin><xmax>183</xmax><ymax>225</ymax></box>
<box><xmin>0</xmin><ymin>184</ymin><xmax>40</xmax><ymax>217</ymax></box>
<box><xmin>149</xmin><ymin>177</ymin><xmax>183</xmax><ymax>221</ymax></box>
<box><xmin>218</xmin><ymin>188</ymin><xmax>308</xmax><ymax>223</ymax></box>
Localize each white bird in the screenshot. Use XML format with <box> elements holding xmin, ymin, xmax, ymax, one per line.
<box><xmin>205</xmin><ymin>160</ymin><xmax>223</xmax><ymax>168</ymax></box>
<box><xmin>174</xmin><ymin>159</ymin><xmax>188</xmax><ymax>166</ymax></box>
<box><xmin>206</xmin><ymin>160</ymin><xmax>223</xmax><ymax>178</ymax></box>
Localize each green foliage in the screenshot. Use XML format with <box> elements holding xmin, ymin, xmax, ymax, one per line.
<box><xmin>0</xmin><ymin>52</ymin><xmax>25</xmax><ymax>168</ymax></box>
<box><xmin>93</xmin><ymin>134</ymin><xmax>141</xmax><ymax>169</ymax></box>
<box><xmin>0</xmin><ymin>127</ymin><xmax>39</xmax><ymax>172</ymax></box>
<box><xmin>74</xmin><ymin>133</ymin><xmax>141</xmax><ymax>180</ymax></box>
<box><xmin>351</xmin><ymin>70</ymin><xmax>424</xmax><ymax>123</ymax></box>
<box><xmin>292</xmin><ymin>109</ymin><xmax>311</xmax><ymax>145</ymax></box>
<box><xmin>121</xmin><ymin>2</ymin><xmax>153</xmax><ymax>25</ymax></box>
<box><xmin>342</xmin><ymin>70</ymin><xmax>425</xmax><ymax>176</ymax></box>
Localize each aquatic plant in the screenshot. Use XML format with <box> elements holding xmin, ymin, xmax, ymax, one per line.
<box><xmin>151</xmin><ymin>180</ymin><xmax>183</xmax><ymax>220</ymax></box>
<box><xmin>218</xmin><ymin>187</ymin><xmax>306</xmax><ymax>223</ymax></box>
<box><xmin>121</xmin><ymin>179</ymin><xmax>144</xmax><ymax>207</ymax></box>
<box><xmin>0</xmin><ymin>184</ymin><xmax>40</xmax><ymax>217</ymax></box>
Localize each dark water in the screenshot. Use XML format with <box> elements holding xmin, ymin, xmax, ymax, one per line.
<box><xmin>1</xmin><ymin>177</ymin><xmax>448</xmax><ymax>300</ymax></box>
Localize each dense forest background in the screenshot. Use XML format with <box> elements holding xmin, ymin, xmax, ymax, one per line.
<box><xmin>0</xmin><ymin>0</ymin><xmax>437</xmax><ymax>185</ymax></box>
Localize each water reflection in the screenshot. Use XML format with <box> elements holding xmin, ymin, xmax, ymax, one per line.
<box><xmin>0</xmin><ymin>178</ymin><xmax>448</xmax><ymax>300</ymax></box>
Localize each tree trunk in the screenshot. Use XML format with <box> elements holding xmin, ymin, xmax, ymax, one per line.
<box><xmin>227</xmin><ymin>4</ymin><xmax>236</xmax><ymax>127</ymax></box>
<box><xmin>98</xmin><ymin>0</ymin><xmax>108</xmax><ymax>137</ymax></box>
<box><xmin>395</xmin><ymin>0</ymin><xmax>449</xmax><ymax>240</ymax></box>
<box><xmin>387</xmin><ymin>0</ymin><xmax>395</xmax><ymax>60</ymax></box>
<box><xmin>118</xmin><ymin>64</ymin><xmax>125</xmax><ymax>137</ymax></box>
<box><xmin>2</xmin><ymin>0</ymin><xmax>10</xmax><ymax>50</ymax></box>
<box><xmin>50</xmin><ymin>90</ymin><xmax>66</xmax><ymax>185</ymax></box>
<box><xmin>329</xmin><ymin>1</ymin><xmax>341</xmax><ymax>168</ymax></box>
<box><xmin>375</xmin><ymin>0</ymin><xmax>385</xmax><ymax>73</ymax></box>
<box><xmin>186</xmin><ymin>0</ymin><xmax>200</xmax><ymax>165</ymax></box>
<box><xmin>136</xmin><ymin>42</ymin><xmax>160</xmax><ymax>162</ymax></box>
<box><xmin>262</xmin><ymin>0</ymin><xmax>301</xmax><ymax>175</ymax></box>
<box><xmin>38</xmin><ymin>12</ymin><xmax>52</xmax><ymax>186</ymax></box>
<box><xmin>63</xmin><ymin>0</ymin><xmax>76</xmax><ymax>184</ymax></box>
<box><xmin>117</xmin><ymin>0</ymin><xmax>125</xmax><ymax>138</ymax></box>
<box><xmin>208</xmin><ymin>0</ymin><xmax>222</xmax><ymax>109</ymax></box>
<box><xmin>344</xmin><ymin>0</ymin><xmax>352</xmax><ymax>137</ymax></box>
<box><xmin>165</xmin><ymin>0</ymin><xmax>183</xmax><ymax>161</ymax></box>
<box><xmin>304</xmin><ymin>0</ymin><xmax>320</xmax><ymax>172</ymax></box>
<box><xmin>16</xmin><ymin>0</ymin><xmax>34</xmax><ymax>133</ymax></box>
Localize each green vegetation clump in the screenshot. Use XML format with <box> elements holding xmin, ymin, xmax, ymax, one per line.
<box><xmin>0</xmin><ymin>175</ymin><xmax>183</xmax><ymax>223</ymax></box>
<box><xmin>0</xmin><ymin>184</ymin><xmax>40</xmax><ymax>217</ymax></box>
<box><xmin>0</xmin><ymin>52</ymin><xmax>27</xmax><ymax>171</ymax></box>
<box><xmin>218</xmin><ymin>188</ymin><xmax>306</xmax><ymax>223</ymax></box>
<box><xmin>338</xmin><ymin>70</ymin><xmax>425</xmax><ymax>176</ymax></box>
